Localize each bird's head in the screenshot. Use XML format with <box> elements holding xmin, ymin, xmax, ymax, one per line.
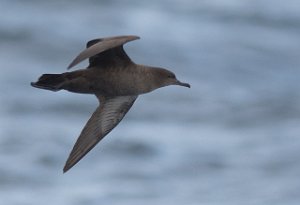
<box><xmin>152</xmin><ymin>67</ymin><xmax>190</xmax><ymax>89</ymax></box>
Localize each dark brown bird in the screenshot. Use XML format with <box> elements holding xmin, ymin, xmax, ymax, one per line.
<box><xmin>31</xmin><ymin>35</ymin><xmax>190</xmax><ymax>173</ymax></box>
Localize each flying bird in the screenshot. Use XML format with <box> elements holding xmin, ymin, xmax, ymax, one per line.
<box><xmin>31</xmin><ymin>35</ymin><xmax>190</xmax><ymax>173</ymax></box>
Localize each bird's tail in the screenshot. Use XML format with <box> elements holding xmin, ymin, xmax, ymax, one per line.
<box><xmin>31</xmin><ymin>74</ymin><xmax>65</xmax><ymax>91</ymax></box>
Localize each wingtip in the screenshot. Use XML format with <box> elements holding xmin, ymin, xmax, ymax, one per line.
<box><xmin>67</xmin><ymin>63</ymin><xmax>74</xmax><ymax>70</ymax></box>
<box><xmin>67</xmin><ymin>57</ymin><xmax>80</xmax><ymax>70</ymax></box>
<box><xmin>63</xmin><ymin>164</ymin><xmax>71</xmax><ymax>173</ymax></box>
<box><xmin>129</xmin><ymin>35</ymin><xmax>140</xmax><ymax>42</ymax></box>
<box><xmin>63</xmin><ymin>168</ymin><xmax>68</xmax><ymax>174</ymax></box>
<box><xmin>131</xmin><ymin>35</ymin><xmax>140</xmax><ymax>40</ymax></box>
<box><xmin>63</xmin><ymin>155</ymin><xmax>80</xmax><ymax>173</ymax></box>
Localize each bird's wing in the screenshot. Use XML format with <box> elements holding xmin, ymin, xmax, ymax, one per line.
<box><xmin>67</xmin><ymin>35</ymin><xmax>140</xmax><ymax>69</ymax></box>
<box><xmin>63</xmin><ymin>95</ymin><xmax>138</xmax><ymax>173</ymax></box>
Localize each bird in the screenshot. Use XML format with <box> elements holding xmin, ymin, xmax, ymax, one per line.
<box><xmin>31</xmin><ymin>35</ymin><xmax>190</xmax><ymax>173</ymax></box>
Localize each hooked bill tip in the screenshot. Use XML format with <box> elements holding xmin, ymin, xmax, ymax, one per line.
<box><xmin>176</xmin><ymin>80</ymin><xmax>191</xmax><ymax>88</ymax></box>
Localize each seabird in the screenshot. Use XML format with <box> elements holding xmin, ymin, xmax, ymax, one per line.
<box><xmin>31</xmin><ymin>35</ymin><xmax>190</xmax><ymax>173</ymax></box>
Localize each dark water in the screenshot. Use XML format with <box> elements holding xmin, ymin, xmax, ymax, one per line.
<box><xmin>1</xmin><ymin>0</ymin><xmax>300</xmax><ymax>204</ymax></box>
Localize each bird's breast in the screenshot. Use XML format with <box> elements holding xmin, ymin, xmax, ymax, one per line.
<box><xmin>83</xmin><ymin>69</ymin><xmax>139</xmax><ymax>96</ymax></box>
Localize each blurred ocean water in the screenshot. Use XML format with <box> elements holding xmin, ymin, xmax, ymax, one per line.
<box><xmin>1</xmin><ymin>0</ymin><xmax>300</xmax><ymax>204</ymax></box>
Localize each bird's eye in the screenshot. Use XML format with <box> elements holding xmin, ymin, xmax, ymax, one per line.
<box><xmin>167</xmin><ymin>74</ymin><xmax>175</xmax><ymax>78</ymax></box>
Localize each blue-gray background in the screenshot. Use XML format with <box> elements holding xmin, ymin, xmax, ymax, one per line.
<box><xmin>1</xmin><ymin>0</ymin><xmax>300</xmax><ymax>204</ymax></box>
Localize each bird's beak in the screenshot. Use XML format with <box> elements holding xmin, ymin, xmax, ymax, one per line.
<box><xmin>175</xmin><ymin>79</ymin><xmax>191</xmax><ymax>88</ymax></box>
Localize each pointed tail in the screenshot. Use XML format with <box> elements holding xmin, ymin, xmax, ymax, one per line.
<box><xmin>31</xmin><ymin>74</ymin><xmax>65</xmax><ymax>91</ymax></box>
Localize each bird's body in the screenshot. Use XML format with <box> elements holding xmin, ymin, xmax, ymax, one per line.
<box><xmin>37</xmin><ymin>65</ymin><xmax>173</xmax><ymax>96</ymax></box>
<box><xmin>31</xmin><ymin>35</ymin><xmax>190</xmax><ymax>172</ymax></box>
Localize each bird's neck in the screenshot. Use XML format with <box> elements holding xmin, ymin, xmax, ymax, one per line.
<box><xmin>135</xmin><ymin>65</ymin><xmax>166</xmax><ymax>93</ymax></box>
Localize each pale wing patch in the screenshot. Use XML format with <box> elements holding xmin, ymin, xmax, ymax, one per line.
<box><xmin>63</xmin><ymin>95</ymin><xmax>137</xmax><ymax>172</ymax></box>
<box><xmin>67</xmin><ymin>35</ymin><xmax>140</xmax><ymax>69</ymax></box>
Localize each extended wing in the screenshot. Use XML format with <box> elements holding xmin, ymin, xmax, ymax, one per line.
<box><xmin>67</xmin><ymin>35</ymin><xmax>140</xmax><ymax>69</ymax></box>
<box><xmin>63</xmin><ymin>95</ymin><xmax>137</xmax><ymax>172</ymax></box>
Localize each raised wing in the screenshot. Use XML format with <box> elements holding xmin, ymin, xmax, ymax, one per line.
<box><xmin>67</xmin><ymin>35</ymin><xmax>140</xmax><ymax>69</ymax></box>
<box><xmin>63</xmin><ymin>95</ymin><xmax>138</xmax><ymax>172</ymax></box>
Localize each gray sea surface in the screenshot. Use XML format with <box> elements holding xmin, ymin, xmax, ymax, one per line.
<box><xmin>1</xmin><ymin>0</ymin><xmax>300</xmax><ymax>204</ymax></box>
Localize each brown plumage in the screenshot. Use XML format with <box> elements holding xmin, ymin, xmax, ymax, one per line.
<box><xmin>31</xmin><ymin>35</ymin><xmax>190</xmax><ymax>173</ymax></box>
